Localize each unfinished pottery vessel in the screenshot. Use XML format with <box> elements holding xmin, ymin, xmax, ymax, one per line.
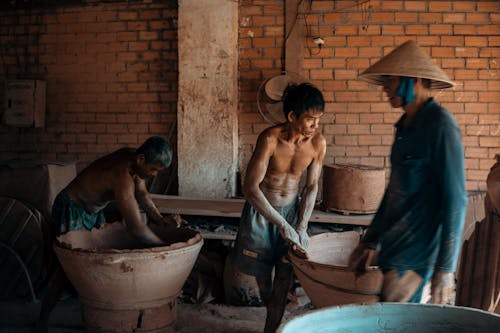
<box><xmin>322</xmin><ymin>164</ymin><xmax>385</xmax><ymax>214</ymax></box>
<box><xmin>54</xmin><ymin>222</ymin><xmax>203</xmax><ymax>333</ymax></box>
<box><xmin>278</xmin><ymin>302</ymin><xmax>500</xmax><ymax>333</ymax></box>
<box><xmin>288</xmin><ymin>231</ymin><xmax>383</xmax><ymax>308</ymax></box>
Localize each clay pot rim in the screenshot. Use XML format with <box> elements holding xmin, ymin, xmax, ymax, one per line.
<box><xmin>288</xmin><ymin>249</ymin><xmax>380</xmax><ymax>272</ymax></box>
<box><xmin>54</xmin><ymin>231</ymin><xmax>203</xmax><ymax>255</ymax></box>
<box><xmin>288</xmin><ymin>232</ymin><xmax>379</xmax><ymax>272</ymax></box>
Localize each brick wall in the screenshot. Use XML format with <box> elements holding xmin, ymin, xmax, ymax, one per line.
<box><xmin>0</xmin><ymin>0</ymin><xmax>498</xmax><ymax>193</ymax></box>
<box><xmin>0</xmin><ymin>1</ymin><xmax>178</xmax><ymax>172</ymax></box>
<box><xmin>239</xmin><ymin>0</ymin><xmax>500</xmax><ymax>191</ymax></box>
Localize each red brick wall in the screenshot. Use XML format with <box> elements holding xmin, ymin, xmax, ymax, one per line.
<box><xmin>0</xmin><ymin>1</ymin><xmax>178</xmax><ymax>171</ymax></box>
<box><xmin>0</xmin><ymin>0</ymin><xmax>498</xmax><ymax>193</ymax></box>
<box><xmin>239</xmin><ymin>0</ymin><xmax>500</xmax><ymax>191</ymax></box>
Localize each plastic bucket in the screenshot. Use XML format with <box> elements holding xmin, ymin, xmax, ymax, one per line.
<box><xmin>278</xmin><ymin>302</ymin><xmax>500</xmax><ymax>333</ymax></box>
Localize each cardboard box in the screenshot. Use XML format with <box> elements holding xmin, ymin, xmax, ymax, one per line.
<box><xmin>2</xmin><ymin>80</ymin><xmax>46</xmax><ymax>127</ymax></box>
<box><xmin>0</xmin><ymin>161</ymin><xmax>77</xmax><ymax>220</ymax></box>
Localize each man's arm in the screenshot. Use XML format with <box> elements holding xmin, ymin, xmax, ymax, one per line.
<box><xmin>114</xmin><ymin>172</ymin><xmax>165</xmax><ymax>246</ymax></box>
<box><xmin>243</xmin><ymin>130</ymin><xmax>303</xmax><ymax>252</ymax></box>
<box><xmin>296</xmin><ymin>135</ymin><xmax>326</xmax><ymax>249</ymax></box>
<box><xmin>134</xmin><ymin>177</ymin><xmax>180</xmax><ymax>227</ymax></box>
<box><xmin>431</xmin><ymin>122</ymin><xmax>468</xmax><ymax>304</ymax></box>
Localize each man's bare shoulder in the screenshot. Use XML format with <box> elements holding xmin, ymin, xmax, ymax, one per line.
<box><xmin>311</xmin><ymin>132</ymin><xmax>326</xmax><ymax>146</ymax></box>
<box><xmin>78</xmin><ymin>148</ymin><xmax>135</xmax><ymax>182</ymax></box>
<box><xmin>258</xmin><ymin>124</ymin><xmax>287</xmax><ymax>140</ymax></box>
<box><xmin>262</xmin><ymin>124</ymin><xmax>286</xmax><ymax>135</ymax></box>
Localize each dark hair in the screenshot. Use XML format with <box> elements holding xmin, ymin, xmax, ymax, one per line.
<box><xmin>421</xmin><ymin>78</ymin><xmax>432</xmax><ymax>89</ymax></box>
<box><xmin>282</xmin><ymin>83</ymin><xmax>325</xmax><ymax>119</ymax></box>
<box><xmin>136</xmin><ymin>136</ymin><xmax>173</xmax><ymax>167</ymax></box>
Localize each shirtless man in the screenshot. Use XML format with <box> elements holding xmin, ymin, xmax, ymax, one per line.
<box><xmin>37</xmin><ymin>136</ymin><xmax>177</xmax><ymax>332</ymax></box>
<box><xmin>51</xmin><ymin>135</ymin><xmax>179</xmax><ymax>245</ymax></box>
<box><xmin>226</xmin><ymin>83</ymin><xmax>326</xmax><ymax>332</ymax></box>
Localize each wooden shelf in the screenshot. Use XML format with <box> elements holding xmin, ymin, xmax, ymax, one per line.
<box><xmin>151</xmin><ymin>194</ymin><xmax>373</xmax><ymax>226</ymax></box>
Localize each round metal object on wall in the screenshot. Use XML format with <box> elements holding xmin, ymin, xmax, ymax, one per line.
<box><xmin>322</xmin><ymin>164</ymin><xmax>385</xmax><ymax>214</ymax></box>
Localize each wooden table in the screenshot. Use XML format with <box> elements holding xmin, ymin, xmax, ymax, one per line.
<box><xmin>151</xmin><ymin>194</ymin><xmax>373</xmax><ymax>227</ymax></box>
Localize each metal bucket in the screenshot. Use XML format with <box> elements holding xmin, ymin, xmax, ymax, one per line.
<box><xmin>288</xmin><ymin>231</ymin><xmax>383</xmax><ymax>308</ymax></box>
<box><xmin>278</xmin><ymin>303</ymin><xmax>500</xmax><ymax>333</ymax></box>
<box><xmin>54</xmin><ymin>222</ymin><xmax>203</xmax><ymax>333</ymax></box>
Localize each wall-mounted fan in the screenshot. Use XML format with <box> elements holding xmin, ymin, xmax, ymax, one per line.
<box><xmin>256</xmin><ymin>72</ymin><xmax>306</xmax><ymax>125</ymax></box>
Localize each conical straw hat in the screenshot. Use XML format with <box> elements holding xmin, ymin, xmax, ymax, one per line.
<box><xmin>359</xmin><ymin>40</ymin><xmax>455</xmax><ymax>89</ymax></box>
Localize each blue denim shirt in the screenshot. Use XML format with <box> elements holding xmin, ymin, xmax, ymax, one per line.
<box><xmin>364</xmin><ymin>98</ymin><xmax>467</xmax><ymax>274</ymax></box>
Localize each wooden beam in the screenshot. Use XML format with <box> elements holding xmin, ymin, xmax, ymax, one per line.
<box><xmin>151</xmin><ymin>194</ymin><xmax>373</xmax><ymax>226</ymax></box>
<box><xmin>285</xmin><ymin>0</ymin><xmax>304</xmax><ymax>74</ymax></box>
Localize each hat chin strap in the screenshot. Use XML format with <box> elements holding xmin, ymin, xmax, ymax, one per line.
<box><xmin>396</xmin><ymin>76</ymin><xmax>415</xmax><ymax>106</ymax></box>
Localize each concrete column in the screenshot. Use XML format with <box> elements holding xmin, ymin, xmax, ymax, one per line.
<box><xmin>177</xmin><ymin>0</ymin><xmax>238</xmax><ymax>198</ymax></box>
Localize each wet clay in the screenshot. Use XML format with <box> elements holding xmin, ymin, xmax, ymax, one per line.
<box><xmin>54</xmin><ymin>222</ymin><xmax>203</xmax><ymax>333</ymax></box>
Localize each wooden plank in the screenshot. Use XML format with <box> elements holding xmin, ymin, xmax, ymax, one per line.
<box><xmin>459</xmin><ymin>225</ymin><xmax>477</xmax><ymax>307</ymax></box>
<box><xmin>483</xmin><ymin>214</ymin><xmax>500</xmax><ymax>311</ymax></box>
<box><xmin>471</xmin><ymin>219</ymin><xmax>490</xmax><ymax>309</ymax></box>
<box><xmin>456</xmin><ymin>239</ymin><xmax>469</xmax><ymax>306</ymax></box>
<box><xmin>151</xmin><ymin>194</ymin><xmax>373</xmax><ymax>226</ymax></box>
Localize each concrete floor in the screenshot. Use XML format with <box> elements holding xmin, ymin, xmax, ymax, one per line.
<box><xmin>0</xmin><ymin>294</ymin><xmax>311</xmax><ymax>333</ymax></box>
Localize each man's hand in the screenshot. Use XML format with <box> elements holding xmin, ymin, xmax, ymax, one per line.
<box><xmin>348</xmin><ymin>242</ymin><xmax>377</xmax><ymax>273</ymax></box>
<box><xmin>158</xmin><ymin>214</ymin><xmax>185</xmax><ymax>228</ymax></box>
<box><xmin>296</xmin><ymin>227</ymin><xmax>309</xmax><ymax>250</ymax></box>
<box><xmin>430</xmin><ymin>271</ymin><xmax>455</xmax><ymax>304</ymax></box>
<box><xmin>279</xmin><ymin>223</ymin><xmax>307</xmax><ymax>258</ymax></box>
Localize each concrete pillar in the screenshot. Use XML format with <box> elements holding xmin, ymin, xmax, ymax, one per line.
<box><xmin>177</xmin><ymin>0</ymin><xmax>238</xmax><ymax>198</ymax></box>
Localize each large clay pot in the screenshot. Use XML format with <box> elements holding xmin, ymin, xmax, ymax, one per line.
<box><xmin>278</xmin><ymin>302</ymin><xmax>500</xmax><ymax>333</ymax></box>
<box><xmin>322</xmin><ymin>164</ymin><xmax>385</xmax><ymax>214</ymax></box>
<box><xmin>54</xmin><ymin>222</ymin><xmax>203</xmax><ymax>333</ymax></box>
<box><xmin>288</xmin><ymin>231</ymin><xmax>383</xmax><ymax>308</ymax></box>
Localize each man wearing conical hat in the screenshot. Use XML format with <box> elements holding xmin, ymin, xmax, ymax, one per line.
<box><xmin>348</xmin><ymin>40</ymin><xmax>468</xmax><ymax>305</ymax></box>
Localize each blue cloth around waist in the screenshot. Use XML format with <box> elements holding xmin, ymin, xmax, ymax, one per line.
<box><xmin>51</xmin><ymin>191</ymin><xmax>106</xmax><ymax>236</ymax></box>
<box><xmin>232</xmin><ymin>198</ymin><xmax>300</xmax><ymax>276</ymax></box>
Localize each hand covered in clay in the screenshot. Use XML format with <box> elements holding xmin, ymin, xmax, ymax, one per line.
<box><xmin>159</xmin><ymin>214</ymin><xmax>185</xmax><ymax>228</ymax></box>
<box><xmin>279</xmin><ymin>223</ymin><xmax>307</xmax><ymax>258</ymax></box>
<box><xmin>430</xmin><ymin>271</ymin><xmax>455</xmax><ymax>304</ymax></box>
<box><xmin>347</xmin><ymin>242</ymin><xmax>377</xmax><ymax>273</ymax></box>
<box><xmin>296</xmin><ymin>227</ymin><xmax>309</xmax><ymax>250</ymax></box>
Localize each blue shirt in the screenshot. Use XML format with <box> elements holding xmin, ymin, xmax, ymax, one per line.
<box><xmin>364</xmin><ymin>98</ymin><xmax>467</xmax><ymax>274</ymax></box>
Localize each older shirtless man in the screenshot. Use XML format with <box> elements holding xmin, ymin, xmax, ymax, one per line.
<box><xmin>50</xmin><ymin>135</ymin><xmax>178</xmax><ymax>245</ymax></box>
<box><xmin>226</xmin><ymin>83</ymin><xmax>326</xmax><ymax>332</ymax></box>
<box><xmin>37</xmin><ymin>136</ymin><xmax>177</xmax><ymax>332</ymax></box>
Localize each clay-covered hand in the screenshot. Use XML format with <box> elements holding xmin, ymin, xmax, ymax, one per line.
<box><xmin>430</xmin><ymin>271</ymin><xmax>455</xmax><ymax>304</ymax></box>
<box><xmin>279</xmin><ymin>223</ymin><xmax>306</xmax><ymax>256</ymax></box>
<box><xmin>347</xmin><ymin>242</ymin><xmax>377</xmax><ymax>272</ymax></box>
<box><xmin>296</xmin><ymin>227</ymin><xmax>309</xmax><ymax>250</ymax></box>
<box><xmin>159</xmin><ymin>214</ymin><xmax>184</xmax><ymax>228</ymax></box>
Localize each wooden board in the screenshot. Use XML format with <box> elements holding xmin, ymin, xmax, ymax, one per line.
<box><xmin>151</xmin><ymin>194</ymin><xmax>373</xmax><ymax>226</ymax></box>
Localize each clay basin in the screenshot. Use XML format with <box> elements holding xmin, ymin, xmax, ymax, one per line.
<box><xmin>288</xmin><ymin>231</ymin><xmax>383</xmax><ymax>308</ymax></box>
<box><xmin>278</xmin><ymin>302</ymin><xmax>500</xmax><ymax>332</ymax></box>
<box><xmin>54</xmin><ymin>222</ymin><xmax>203</xmax><ymax>333</ymax></box>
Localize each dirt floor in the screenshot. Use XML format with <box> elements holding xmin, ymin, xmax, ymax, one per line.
<box><xmin>0</xmin><ymin>292</ymin><xmax>312</xmax><ymax>333</ymax></box>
